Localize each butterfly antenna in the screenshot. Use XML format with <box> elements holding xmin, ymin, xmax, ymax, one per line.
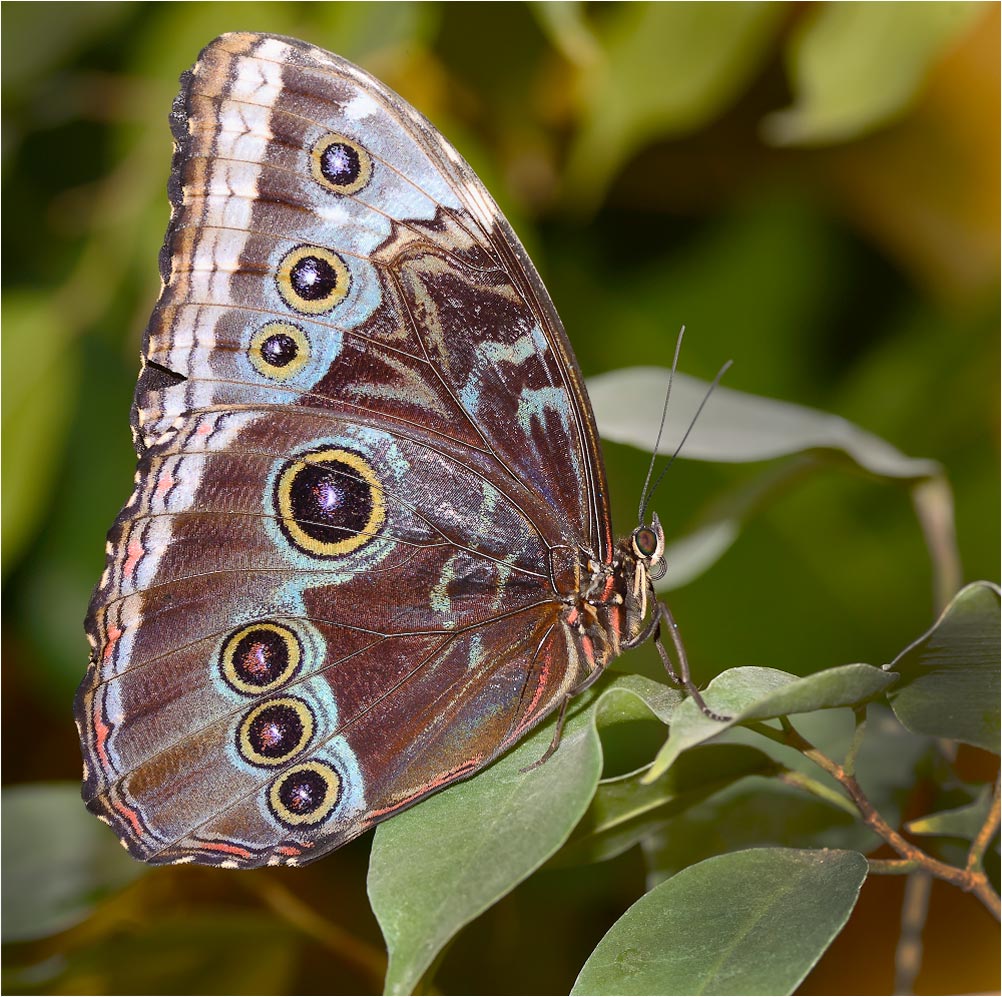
<box><xmin>641</xmin><ymin>358</ymin><xmax>734</xmax><ymax>518</ymax></box>
<box><xmin>638</xmin><ymin>326</ymin><xmax>686</xmax><ymax>524</ymax></box>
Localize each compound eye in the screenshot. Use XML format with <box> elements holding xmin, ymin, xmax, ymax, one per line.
<box><xmin>632</xmin><ymin>525</ymin><xmax>662</xmax><ymax>561</ymax></box>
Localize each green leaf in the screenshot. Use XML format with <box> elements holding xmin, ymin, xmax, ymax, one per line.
<box><xmin>644</xmin><ymin>777</ymin><xmax>870</xmax><ymax>883</ymax></box>
<box><xmin>572</xmin><ymin>847</ymin><xmax>868</xmax><ymax>995</ymax></box>
<box><xmin>905</xmin><ymin>785</ymin><xmax>995</xmax><ymax>840</ymax></box>
<box><xmin>368</xmin><ymin>675</ymin><xmax>676</xmax><ymax>996</ymax></box>
<box><xmin>1</xmin><ymin>2</ymin><xmax>135</xmax><ymax>91</ymax></box>
<box><xmin>646</xmin><ymin>665</ymin><xmax>897</xmax><ymax>781</ymax></box>
<box><xmin>1</xmin><ymin>783</ymin><xmax>145</xmax><ymax>942</ymax></box>
<box><xmin>588</xmin><ymin>367</ymin><xmax>940</xmax><ymax>479</ymax></box>
<box><xmin>565</xmin><ymin>3</ymin><xmax>783</xmax><ymax>207</ymax></box>
<box><xmin>1</xmin><ymin>294</ymin><xmax>80</xmax><ymax>573</ymax></box>
<box><xmin>531</xmin><ymin>1</ymin><xmax>602</xmax><ymax>67</ymax></box>
<box><xmin>764</xmin><ymin>2</ymin><xmax>986</xmax><ymax>146</ymax></box>
<box><xmin>553</xmin><ymin>744</ymin><xmax>777</xmax><ymax>867</ymax></box>
<box><xmin>886</xmin><ymin>581</ymin><xmax>1000</xmax><ymax>752</ymax></box>
<box><xmin>309</xmin><ymin>2</ymin><xmax>441</xmax><ymax>62</ymax></box>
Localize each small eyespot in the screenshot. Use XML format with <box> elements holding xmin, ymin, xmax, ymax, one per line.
<box><xmin>249</xmin><ymin>323</ymin><xmax>310</xmax><ymax>380</ymax></box>
<box><xmin>221</xmin><ymin>622</ymin><xmax>302</xmax><ymax>695</ymax></box>
<box><xmin>237</xmin><ymin>698</ymin><xmax>315</xmax><ymax>767</ymax></box>
<box><xmin>311</xmin><ymin>134</ymin><xmax>372</xmax><ymax>195</ymax></box>
<box><xmin>276</xmin><ymin>245</ymin><xmax>350</xmax><ymax>315</ymax></box>
<box><xmin>274</xmin><ymin>448</ymin><xmax>385</xmax><ymax>558</ymax></box>
<box><xmin>268</xmin><ymin>761</ymin><xmax>342</xmax><ymax>827</ymax></box>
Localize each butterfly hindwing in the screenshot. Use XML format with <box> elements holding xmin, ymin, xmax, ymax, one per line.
<box><xmin>78</xmin><ymin>33</ymin><xmax>613</xmax><ymax>866</ymax></box>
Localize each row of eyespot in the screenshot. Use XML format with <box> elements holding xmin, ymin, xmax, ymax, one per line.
<box><xmin>207</xmin><ymin>134</ymin><xmax>377</xmax><ymax>829</ymax></box>
<box><xmin>221</xmin><ymin>621</ymin><xmax>341</xmax><ymax>826</ymax></box>
<box><xmin>236</xmin><ymin>135</ymin><xmax>375</xmax><ymax>390</ymax></box>
<box><xmin>272</xmin><ymin>133</ymin><xmax>374</xmax><ymax>318</ymax></box>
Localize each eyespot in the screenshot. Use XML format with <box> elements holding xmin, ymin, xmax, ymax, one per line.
<box><xmin>276</xmin><ymin>245</ymin><xmax>350</xmax><ymax>315</ymax></box>
<box><xmin>268</xmin><ymin>761</ymin><xmax>342</xmax><ymax>827</ymax></box>
<box><xmin>220</xmin><ymin>622</ymin><xmax>302</xmax><ymax>695</ymax></box>
<box><xmin>237</xmin><ymin>698</ymin><xmax>315</xmax><ymax>767</ymax></box>
<box><xmin>274</xmin><ymin>448</ymin><xmax>385</xmax><ymax>558</ymax></box>
<box><xmin>310</xmin><ymin>134</ymin><xmax>372</xmax><ymax>195</ymax></box>
<box><xmin>249</xmin><ymin>323</ymin><xmax>310</xmax><ymax>380</ymax></box>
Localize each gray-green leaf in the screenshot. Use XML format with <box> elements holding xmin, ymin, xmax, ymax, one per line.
<box><xmin>368</xmin><ymin>675</ymin><xmax>676</xmax><ymax>996</ymax></box>
<box><xmin>886</xmin><ymin>581</ymin><xmax>1000</xmax><ymax>752</ymax></box>
<box><xmin>905</xmin><ymin>786</ymin><xmax>996</xmax><ymax>840</ymax></box>
<box><xmin>554</xmin><ymin>743</ymin><xmax>777</xmax><ymax>867</ymax></box>
<box><xmin>572</xmin><ymin>847</ymin><xmax>868</xmax><ymax>995</ymax></box>
<box><xmin>564</xmin><ymin>3</ymin><xmax>782</xmax><ymax>207</ymax></box>
<box><xmin>764</xmin><ymin>2</ymin><xmax>986</xmax><ymax>146</ymax></box>
<box><xmin>646</xmin><ymin>664</ymin><xmax>896</xmax><ymax>781</ymax></box>
<box><xmin>1</xmin><ymin>783</ymin><xmax>146</xmax><ymax>942</ymax></box>
<box><xmin>644</xmin><ymin>777</ymin><xmax>870</xmax><ymax>884</ymax></box>
<box><xmin>588</xmin><ymin>367</ymin><xmax>940</xmax><ymax>479</ymax></box>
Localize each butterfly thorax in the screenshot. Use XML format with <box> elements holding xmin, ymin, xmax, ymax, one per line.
<box><xmin>554</xmin><ymin>517</ymin><xmax>664</xmax><ymax>679</ymax></box>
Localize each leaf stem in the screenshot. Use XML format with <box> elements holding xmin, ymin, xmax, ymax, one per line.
<box><xmin>773</xmin><ymin>767</ymin><xmax>859</xmax><ymax>817</ymax></box>
<box><xmin>843</xmin><ymin>705</ymin><xmax>868</xmax><ymax>777</ymax></box>
<box><xmin>242</xmin><ymin>875</ymin><xmax>387</xmax><ymax>988</ymax></box>
<box><xmin>910</xmin><ymin>475</ymin><xmax>962</xmax><ymax>614</ymax></box>
<box><xmin>867</xmin><ymin>859</ymin><xmax>923</xmax><ymax>875</ymax></box>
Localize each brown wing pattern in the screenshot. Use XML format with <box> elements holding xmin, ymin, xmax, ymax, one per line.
<box><xmin>77</xmin><ymin>33</ymin><xmax>610</xmax><ymax>866</ymax></box>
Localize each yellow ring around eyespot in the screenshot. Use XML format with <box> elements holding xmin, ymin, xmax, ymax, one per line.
<box><xmin>275</xmin><ymin>448</ymin><xmax>386</xmax><ymax>558</ymax></box>
<box><xmin>248</xmin><ymin>323</ymin><xmax>310</xmax><ymax>381</ymax></box>
<box><xmin>269</xmin><ymin>761</ymin><xmax>342</xmax><ymax>826</ymax></box>
<box><xmin>276</xmin><ymin>245</ymin><xmax>350</xmax><ymax>315</ymax></box>
<box><xmin>310</xmin><ymin>134</ymin><xmax>373</xmax><ymax>195</ymax></box>
<box><xmin>237</xmin><ymin>697</ymin><xmax>315</xmax><ymax>767</ymax></box>
<box><xmin>221</xmin><ymin>622</ymin><xmax>301</xmax><ymax>695</ymax></box>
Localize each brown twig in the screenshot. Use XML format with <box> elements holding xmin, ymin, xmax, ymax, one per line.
<box><xmin>241</xmin><ymin>875</ymin><xmax>387</xmax><ymax>989</ymax></box>
<box><xmin>747</xmin><ymin>719</ymin><xmax>1001</xmax><ymax>921</ymax></box>
<box><xmin>967</xmin><ymin>775</ymin><xmax>1001</xmax><ymax>874</ymax></box>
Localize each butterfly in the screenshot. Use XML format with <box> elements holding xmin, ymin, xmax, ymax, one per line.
<box><xmin>76</xmin><ymin>32</ymin><xmax>719</xmax><ymax>869</ymax></box>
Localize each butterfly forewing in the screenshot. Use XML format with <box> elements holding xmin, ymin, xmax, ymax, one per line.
<box><xmin>77</xmin><ymin>32</ymin><xmax>615</xmax><ymax>867</ymax></box>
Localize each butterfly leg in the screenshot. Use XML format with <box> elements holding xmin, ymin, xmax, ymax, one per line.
<box><xmin>620</xmin><ymin>606</ymin><xmax>661</xmax><ymax>650</ymax></box>
<box><xmin>519</xmin><ymin>664</ymin><xmax>608</xmax><ymax>773</ymax></box>
<box><xmin>620</xmin><ymin>610</ymin><xmax>682</xmax><ymax>685</ymax></box>
<box><xmin>652</xmin><ymin>600</ymin><xmax>730</xmax><ymax>723</ymax></box>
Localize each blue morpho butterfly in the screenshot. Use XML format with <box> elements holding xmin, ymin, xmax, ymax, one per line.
<box><xmin>76</xmin><ymin>32</ymin><xmax>725</xmax><ymax>868</ymax></box>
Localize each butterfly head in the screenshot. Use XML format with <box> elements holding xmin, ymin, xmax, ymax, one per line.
<box><xmin>597</xmin><ymin>513</ymin><xmax>666</xmax><ymax>650</ymax></box>
<box><xmin>631</xmin><ymin>512</ymin><xmax>666</xmax><ymax>582</ymax></box>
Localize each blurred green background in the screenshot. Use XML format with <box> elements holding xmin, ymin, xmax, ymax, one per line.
<box><xmin>2</xmin><ymin>2</ymin><xmax>998</xmax><ymax>994</ymax></box>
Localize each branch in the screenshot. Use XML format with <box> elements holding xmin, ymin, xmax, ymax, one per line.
<box><xmin>748</xmin><ymin>718</ymin><xmax>1001</xmax><ymax>921</ymax></box>
<box><xmin>967</xmin><ymin>775</ymin><xmax>1001</xmax><ymax>874</ymax></box>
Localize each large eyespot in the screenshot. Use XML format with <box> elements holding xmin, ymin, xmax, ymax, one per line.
<box><xmin>311</xmin><ymin>134</ymin><xmax>372</xmax><ymax>195</ymax></box>
<box><xmin>237</xmin><ymin>698</ymin><xmax>315</xmax><ymax>767</ymax></box>
<box><xmin>221</xmin><ymin>622</ymin><xmax>302</xmax><ymax>695</ymax></box>
<box><xmin>274</xmin><ymin>448</ymin><xmax>385</xmax><ymax>558</ymax></box>
<box><xmin>276</xmin><ymin>245</ymin><xmax>350</xmax><ymax>315</ymax></box>
<box><xmin>249</xmin><ymin>323</ymin><xmax>310</xmax><ymax>380</ymax></box>
<box><xmin>268</xmin><ymin>761</ymin><xmax>341</xmax><ymax>827</ymax></box>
